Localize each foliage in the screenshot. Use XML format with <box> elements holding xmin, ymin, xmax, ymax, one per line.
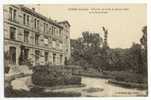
<box><xmin>32</xmin><ymin>65</ymin><xmax>81</xmax><ymax>86</ymax></box>
<box><xmin>69</xmin><ymin>27</ymin><xmax>147</xmax><ymax>76</ymax></box>
<box><xmin>70</xmin><ymin>32</ymin><xmax>104</xmax><ymax>70</ymax></box>
<box><xmin>140</xmin><ymin>26</ymin><xmax>147</xmax><ymax>49</ymax></box>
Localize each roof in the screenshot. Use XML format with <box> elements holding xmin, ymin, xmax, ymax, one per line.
<box><xmin>58</xmin><ymin>21</ymin><xmax>71</xmax><ymax>27</ymax></box>
<box><xmin>20</xmin><ymin>5</ymin><xmax>63</xmax><ymax>29</ymax></box>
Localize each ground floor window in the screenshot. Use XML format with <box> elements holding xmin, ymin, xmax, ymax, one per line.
<box><xmin>35</xmin><ymin>50</ymin><xmax>40</xmax><ymax>64</ymax></box>
<box><xmin>19</xmin><ymin>46</ymin><xmax>29</xmax><ymax>65</ymax></box>
<box><xmin>9</xmin><ymin>47</ymin><xmax>16</xmax><ymax>64</ymax></box>
<box><xmin>64</xmin><ymin>57</ymin><xmax>67</xmax><ymax>65</ymax></box>
<box><xmin>60</xmin><ymin>55</ymin><xmax>63</xmax><ymax>64</ymax></box>
<box><xmin>45</xmin><ymin>52</ymin><xmax>48</xmax><ymax>62</ymax></box>
<box><xmin>53</xmin><ymin>53</ymin><xmax>56</xmax><ymax>64</ymax></box>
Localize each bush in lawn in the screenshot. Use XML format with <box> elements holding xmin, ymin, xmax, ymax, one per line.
<box><xmin>32</xmin><ymin>64</ymin><xmax>81</xmax><ymax>87</ymax></box>
<box><xmin>111</xmin><ymin>71</ymin><xmax>147</xmax><ymax>84</ymax></box>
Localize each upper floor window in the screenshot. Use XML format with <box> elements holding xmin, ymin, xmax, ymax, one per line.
<box><xmin>59</xmin><ymin>29</ymin><xmax>62</xmax><ymax>36</ymax></box>
<box><xmin>10</xmin><ymin>27</ymin><xmax>16</xmax><ymax>40</ymax></box>
<box><xmin>45</xmin><ymin>52</ymin><xmax>48</xmax><ymax>62</ymax></box>
<box><xmin>52</xmin><ymin>40</ymin><xmax>56</xmax><ymax>48</ymax></box>
<box><xmin>50</xmin><ymin>26</ymin><xmax>54</xmax><ymax>35</ymax></box>
<box><xmin>52</xmin><ymin>26</ymin><xmax>56</xmax><ymax>35</ymax></box>
<box><xmin>27</xmin><ymin>15</ymin><xmax>29</xmax><ymax>25</ymax></box>
<box><xmin>44</xmin><ymin>37</ymin><xmax>48</xmax><ymax>46</ymax></box>
<box><xmin>35</xmin><ymin>34</ymin><xmax>39</xmax><ymax>45</ymax></box>
<box><xmin>43</xmin><ymin>23</ymin><xmax>48</xmax><ymax>33</ymax></box>
<box><xmin>13</xmin><ymin>9</ymin><xmax>16</xmax><ymax>21</ymax></box>
<box><xmin>34</xmin><ymin>18</ymin><xmax>37</xmax><ymax>29</ymax></box>
<box><xmin>9</xmin><ymin>7</ymin><xmax>13</xmax><ymax>20</ymax></box>
<box><xmin>24</xmin><ymin>30</ymin><xmax>29</xmax><ymax>43</ymax></box>
<box><xmin>23</xmin><ymin>14</ymin><xmax>26</xmax><ymax>25</ymax></box>
<box><xmin>37</xmin><ymin>20</ymin><xmax>39</xmax><ymax>29</ymax></box>
<box><xmin>46</xmin><ymin>24</ymin><xmax>48</xmax><ymax>33</ymax></box>
<box><xmin>56</xmin><ymin>29</ymin><xmax>58</xmax><ymax>36</ymax></box>
<box><xmin>49</xmin><ymin>27</ymin><xmax>52</xmax><ymax>34</ymax></box>
<box><xmin>9</xmin><ymin>7</ymin><xmax>17</xmax><ymax>22</ymax></box>
<box><xmin>23</xmin><ymin>14</ymin><xmax>30</xmax><ymax>26</ymax></box>
<box><xmin>43</xmin><ymin>23</ymin><xmax>46</xmax><ymax>32</ymax></box>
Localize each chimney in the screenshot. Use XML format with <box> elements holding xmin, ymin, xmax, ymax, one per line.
<box><xmin>32</xmin><ymin>8</ymin><xmax>35</xmax><ymax>11</ymax></box>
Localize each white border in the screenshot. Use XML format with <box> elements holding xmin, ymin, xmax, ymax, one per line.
<box><xmin>0</xmin><ymin>0</ymin><xmax>148</xmax><ymax>4</ymax></box>
<box><xmin>0</xmin><ymin>0</ymin><xmax>150</xmax><ymax>100</ymax></box>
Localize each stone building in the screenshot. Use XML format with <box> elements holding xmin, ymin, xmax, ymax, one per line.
<box><xmin>4</xmin><ymin>5</ymin><xmax>71</xmax><ymax>66</ymax></box>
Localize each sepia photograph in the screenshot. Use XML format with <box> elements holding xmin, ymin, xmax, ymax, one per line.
<box><xmin>3</xmin><ymin>4</ymin><xmax>147</xmax><ymax>97</ymax></box>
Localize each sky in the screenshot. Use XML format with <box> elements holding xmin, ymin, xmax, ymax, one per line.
<box><xmin>26</xmin><ymin>4</ymin><xmax>146</xmax><ymax>48</ymax></box>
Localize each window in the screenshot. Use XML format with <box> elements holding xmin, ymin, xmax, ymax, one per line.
<box><xmin>50</xmin><ymin>26</ymin><xmax>54</xmax><ymax>35</ymax></box>
<box><xmin>56</xmin><ymin>41</ymin><xmax>59</xmax><ymax>47</ymax></box>
<box><xmin>9</xmin><ymin>7</ymin><xmax>17</xmax><ymax>21</ymax></box>
<box><xmin>56</xmin><ymin>29</ymin><xmax>58</xmax><ymax>36</ymax></box>
<box><xmin>35</xmin><ymin>34</ymin><xmax>39</xmax><ymax>45</ymax></box>
<box><xmin>34</xmin><ymin>18</ymin><xmax>37</xmax><ymax>29</ymax></box>
<box><xmin>52</xmin><ymin>26</ymin><xmax>55</xmax><ymax>35</ymax></box>
<box><xmin>52</xmin><ymin>40</ymin><xmax>56</xmax><ymax>48</ymax></box>
<box><xmin>60</xmin><ymin>55</ymin><xmax>63</xmax><ymax>64</ymax></box>
<box><xmin>23</xmin><ymin>14</ymin><xmax>26</xmax><ymax>25</ymax></box>
<box><xmin>54</xmin><ymin>27</ymin><xmax>56</xmax><ymax>35</ymax></box>
<box><xmin>43</xmin><ymin>23</ymin><xmax>45</xmax><ymax>32</ymax></box>
<box><xmin>24</xmin><ymin>30</ymin><xmax>29</xmax><ymax>43</ymax></box>
<box><xmin>44</xmin><ymin>37</ymin><xmax>48</xmax><ymax>46</ymax></box>
<box><xmin>49</xmin><ymin>27</ymin><xmax>52</xmax><ymax>33</ymax></box>
<box><xmin>9</xmin><ymin>7</ymin><xmax>13</xmax><ymax>20</ymax></box>
<box><xmin>53</xmin><ymin>53</ymin><xmax>56</xmax><ymax>64</ymax></box>
<box><xmin>37</xmin><ymin>20</ymin><xmax>39</xmax><ymax>29</ymax></box>
<box><xmin>23</xmin><ymin>14</ymin><xmax>30</xmax><ymax>26</ymax></box>
<box><xmin>9</xmin><ymin>47</ymin><xmax>16</xmax><ymax>64</ymax></box>
<box><xmin>19</xmin><ymin>46</ymin><xmax>29</xmax><ymax>65</ymax></box>
<box><xmin>59</xmin><ymin>42</ymin><xmax>63</xmax><ymax>49</ymax></box>
<box><xmin>27</xmin><ymin>15</ymin><xmax>29</xmax><ymax>25</ymax></box>
<box><xmin>24</xmin><ymin>49</ymin><xmax>29</xmax><ymax>61</ymax></box>
<box><xmin>59</xmin><ymin>29</ymin><xmax>62</xmax><ymax>36</ymax></box>
<box><xmin>35</xmin><ymin>50</ymin><xmax>40</xmax><ymax>64</ymax></box>
<box><xmin>13</xmin><ymin>9</ymin><xmax>16</xmax><ymax>21</ymax></box>
<box><xmin>43</xmin><ymin>23</ymin><xmax>47</xmax><ymax>32</ymax></box>
<box><xmin>46</xmin><ymin>24</ymin><xmax>48</xmax><ymax>33</ymax></box>
<box><xmin>45</xmin><ymin>52</ymin><xmax>48</xmax><ymax>62</ymax></box>
<box><xmin>10</xmin><ymin>27</ymin><xmax>16</xmax><ymax>40</ymax></box>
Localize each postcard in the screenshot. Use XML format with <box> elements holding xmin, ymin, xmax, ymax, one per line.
<box><xmin>3</xmin><ymin>4</ymin><xmax>148</xmax><ymax>97</ymax></box>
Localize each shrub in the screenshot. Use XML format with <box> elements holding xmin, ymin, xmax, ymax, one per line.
<box><xmin>32</xmin><ymin>64</ymin><xmax>81</xmax><ymax>87</ymax></box>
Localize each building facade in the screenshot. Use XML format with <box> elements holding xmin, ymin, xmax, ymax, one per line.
<box><xmin>4</xmin><ymin>5</ymin><xmax>71</xmax><ymax>66</ymax></box>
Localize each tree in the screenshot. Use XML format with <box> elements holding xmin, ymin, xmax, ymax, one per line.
<box><xmin>140</xmin><ymin>26</ymin><xmax>147</xmax><ymax>49</ymax></box>
<box><xmin>102</xmin><ymin>27</ymin><xmax>109</xmax><ymax>48</ymax></box>
<box><xmin>82</xmin><ymin>31</ymin><xmax>103</xmax><ymax>48</ymax></box>
<box><xmin>140</xmin><ymin>26</ymin><xmax>147</xmax><ymax>75</ymax></box>
<box><xmin>70</xmin><ymin>32</ymin><xmax>103</xmax><ymax>70</ymax></box>
<box><xmin>128</xmin><ymin>43</ymin><xmax>143</xmax><ymax>73</ymax></box>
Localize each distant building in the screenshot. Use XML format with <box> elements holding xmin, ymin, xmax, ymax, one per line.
<box><xmin>4</xmin><ymin>5</ymin><xmax>71</xmax><ymax>66</ymax></box>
